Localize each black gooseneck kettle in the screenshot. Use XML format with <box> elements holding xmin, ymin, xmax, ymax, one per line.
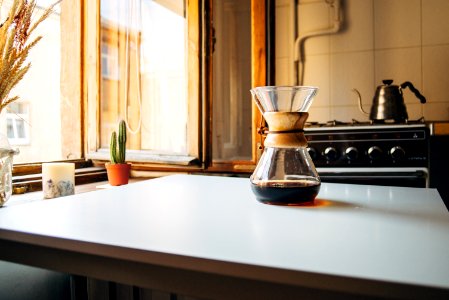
<box><xmin>354</xmin><ymin>80</ymin><xmax>426</xmax><ymax>123</ymax></box>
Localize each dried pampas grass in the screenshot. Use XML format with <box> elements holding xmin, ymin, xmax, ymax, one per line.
<box><xmin>0</xmin><ymin>0</ymin><xmax>59</xmax><ymax>114</ymax></box>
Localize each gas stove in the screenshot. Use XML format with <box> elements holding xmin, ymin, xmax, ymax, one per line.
<box><xmin>305</xmin><ymin>120</ymin><xmax>429</xmax><ymax>168</ymax></box>
<box><xmin>302</xmin><ymin>119</ymin><xmax>449</xmax><ymax>210</ymax></box>
<box><xmin>304</xmin><ymin>119</ymin><xmax>430</xmax><ymax>188</ymax></box>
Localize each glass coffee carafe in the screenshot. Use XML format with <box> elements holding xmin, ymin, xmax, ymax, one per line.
<box><xmin>250</xmin><ymin>86</ymin><xmax>320</xmax><ymax>205</ymax></box>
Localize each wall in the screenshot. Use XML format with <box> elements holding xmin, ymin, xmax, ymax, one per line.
<box><xmin>275</xmin><ymin>0</ymin><xmax>449</xmax><ymax>123</ymax></box>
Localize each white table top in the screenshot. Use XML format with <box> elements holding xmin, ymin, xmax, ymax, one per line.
<box><xmin>1</xmin><ymin>174</ymin><xmax>449</xmax><ymax>298</ymax></box>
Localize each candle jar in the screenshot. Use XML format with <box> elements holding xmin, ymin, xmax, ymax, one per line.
<box><xmin>42</xmin><ymin>163</ymin><xmax>75</xmax><ymax>199</ymax></box>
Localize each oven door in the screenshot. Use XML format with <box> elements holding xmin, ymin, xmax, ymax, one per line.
<box><xmin>317</xmin><ymin>168</ymin><xmax>429</xmax><ymax>188</ymax></box>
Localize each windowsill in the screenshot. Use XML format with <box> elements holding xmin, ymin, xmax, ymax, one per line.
<box><xmin>7</xmin><ymin>178</ymin><xmax>147</xmax><ymax>208</ymax></box>
<box><xmin>12</xmin><ymin>165</ymin><xmax>110</xmax><ymax>194</ymax></box>
<box><xmin>87</xmin><ymin>149</ymin><xmax>199</xmax><ymax>166</ymax></box>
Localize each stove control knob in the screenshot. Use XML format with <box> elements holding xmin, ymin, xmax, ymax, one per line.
<box><xmin>368</xmin><ymin>146</ymin><xmax>383</xmax><ymax>160</ymax></box>
<box><xmin>324</xmin><ymin>147</ymin><xmax>338</xmax><ymax>161</ymax></box>
<box><xmin>307</xmin><ymin>147</ymin><xmax>318</xmax><ymax>160</ymax></box>
<box><xmin>345</xmin><ymin>147</ymin><xmax>358</xmax><ymax>160</ymax></box>
<box><xmin>390</xmin><ymin>146</ymin><xmax>405</xmax><ymax>160</ymax></box>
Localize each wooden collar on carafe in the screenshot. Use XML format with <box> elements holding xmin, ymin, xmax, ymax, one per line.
<box><xmin>263</xmin><ymin>112</ymin><xmax>308</xmax><ymax>148</ymax></box>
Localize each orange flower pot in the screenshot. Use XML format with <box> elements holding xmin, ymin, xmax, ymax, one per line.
<box><xmin>105</xmin><ymin>163</ymin><xmax>131</xmax><ymax>186</ymax></box>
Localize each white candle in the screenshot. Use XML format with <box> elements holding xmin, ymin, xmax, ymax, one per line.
<box><xmin>42</xmin><ymin>163</ymin><xmax>75</xmax><ymax>199</ymax></box>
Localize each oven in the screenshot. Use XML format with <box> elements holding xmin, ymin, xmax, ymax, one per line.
<box><xmin>304</xmin><ymin>122</ymin><xmax>430</xmax><ymax>188</ymax></box>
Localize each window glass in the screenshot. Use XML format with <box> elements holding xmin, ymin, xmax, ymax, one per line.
<box><xmin>6</xmin><ymin>103</ymin><xmax>30</xmax><ymax>145</ymax></box>
<box><xmin>100</xmin><ymin>0</ymin><xmax>188</xmax><ymax>155</ymax></box>
<box><xmin>0</xmin><ymin>0</ymin><xmax>81</xmax><ymax>163</ymax></box>
<box><xmin>212</xmin><ymin>0</ymin><xmax>252</xmax><ymax>161</ymax></box>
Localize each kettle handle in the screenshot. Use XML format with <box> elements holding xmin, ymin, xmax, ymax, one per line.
<box><xmin>400</xmin><ymin>82</ymin><xmax>426</xmax><ymax>104</ymax></box>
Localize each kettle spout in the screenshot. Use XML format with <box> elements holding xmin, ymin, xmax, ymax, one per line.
<box><xmin>352</xmin><ymin>88</ymin><xmax>369</xmax><ymax>115</ymax></box>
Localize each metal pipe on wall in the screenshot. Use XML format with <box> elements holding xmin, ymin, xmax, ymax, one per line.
<box><xmin>293</xmin><ymin>0</ymin><xmax>343</xmax><ymax>85</ymax></box>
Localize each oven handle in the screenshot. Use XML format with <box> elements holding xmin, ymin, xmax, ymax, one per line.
<box><xmin>316</xmin><ymin>168</ymin><xmax>429</xmax><ymax>187</ymax></box>
<box><xmin>316</xmin><ymin>167</ymin><xmax>429</xmax><ymax>174</ymax></box>
<box><xmin>318</xmin><ymin>171</ymin><xmax>427</xmax><ymax>179</ymax></box>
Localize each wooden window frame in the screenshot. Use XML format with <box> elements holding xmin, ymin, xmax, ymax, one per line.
<box><xmin>84</xmin><ymin>0</ymin><xmax>267</xmax><ymax>175</ymax></box>
<box><xmin>84</xmin><ymin>0</ymin><xmax>203</xmax><ymax>172</ymax></box>
<box><xmin>205</xmin><ymin>0</ymin><xmax>266</xmax><ymax>174</ymax></box>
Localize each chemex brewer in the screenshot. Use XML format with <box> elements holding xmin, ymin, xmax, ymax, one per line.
<box><xmin>250</xmin><ymin>86</ymin><xmax>321</xmax><ymax>205</ymax></box>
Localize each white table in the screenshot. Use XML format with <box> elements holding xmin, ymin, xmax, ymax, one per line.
<box><xmin>1</xmin><ymin>174</ymin><xmax>449</xmax><ymax>299</ymax></box>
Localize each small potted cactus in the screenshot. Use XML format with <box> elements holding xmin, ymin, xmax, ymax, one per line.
<box><xmin>105</xmin><ymin>120</ymin><xmax>131</xmax><ymax>186</ymax></box>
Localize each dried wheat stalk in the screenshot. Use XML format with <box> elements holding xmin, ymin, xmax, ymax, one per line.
<box><xmin>0</xmin><ymin>0</ymin><xmax>59</xmax><ymax>114</ymax></box>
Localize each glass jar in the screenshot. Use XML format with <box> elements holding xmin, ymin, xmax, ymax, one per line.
<box><xmin>0</xmin><ymin>134</ymin><xmax>19</xmax><ymax>206</ymax></box>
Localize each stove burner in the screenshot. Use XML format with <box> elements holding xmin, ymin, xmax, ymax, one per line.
<box><xmin>306</xmin><ymin>121</ymin><xmax>320</xmax><ymax>126</ymax></box>
<box><xmin>351</xmin><ymin>119</ymin><xmax>364</xmax><ymax>124</ymax></box>
<box><xmin>306</xmin><ymin>117</ymin><xmax>426</xmax><ymax>128</ymax></box>
<box><xmin>326</xmin><ymin>120</ymin><xmax>345</xmax><ymax>126</ymax></box>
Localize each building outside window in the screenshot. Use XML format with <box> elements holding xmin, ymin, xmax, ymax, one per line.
<box><xmin>6</xmin><ymin>103</ymin><xmax>30</xmax><ymax>146</ymax></box>
<box><xmin>101</xmin><ymin>44</ymin><xmax>120</xmax><ymax>81</ymax></box>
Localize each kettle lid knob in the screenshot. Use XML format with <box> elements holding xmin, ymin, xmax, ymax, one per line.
<box><xmin>382</xmin><ymin>79</ymin><xmax>393</xmax><ymax>85</ymax></box>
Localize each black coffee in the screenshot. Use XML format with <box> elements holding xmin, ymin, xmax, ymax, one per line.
<box><xmin>251</xmin><ymin>181</ymin><xmax>320</xmax><ymax>205</ymax></box>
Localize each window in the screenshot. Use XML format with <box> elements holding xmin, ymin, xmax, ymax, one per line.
<box><xmin>4</xmin><ymin>0</ymin><xmax>268</xmax><ymax>197</ymax></box>
<box><xmin>101</xmin><ymin>44</ymin><xmax>120</xmax><ymax>81</ymax></box>
<box><xmin>208</xmin><ymin>0</ymin><xmax>266</xmax><ymax>172</ymax></box>
<box><xmin>87</xmin><ymin>0</ymin><xmax>199</xmax><ymax>165</ymax></box>
<box><xmin>6</xmin><ymin>103</ymin><xmax>30</xmax><ymax>146</ymax></box>
<box><xmin>85</xmin><ymin>0</ymin><xmax>267</xmax><ymax>172</ymax></box>
<box><xmin>101</xmin><ymin>0</ymin><xmax>188</xmax><ymax>153</ymax></box>
<box><xmin>212</xmin><ymin>0</ymin><xmax>252</xmax><ymax>162</ymax></box>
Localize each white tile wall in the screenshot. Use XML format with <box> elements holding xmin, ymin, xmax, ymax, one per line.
<box><xmin>275</xmin><ymin>3</ymin><xmax>292</xmax><ymax>59</ymax></box>
<box><xmin>422</xmin><ymin>45</ymin><xmax>449</xmax><ymax>102</ymax></box>
<box><xmin>330</xmin><ymin>51</ymin><xmax>374</xmax><ymax>106</ymax></box>
<box><xmin>331</xmin><ymin>105</ymin><xmax>368</xmax><ymax>123</ymax></box>
<box><xmin>422</xmin><ymin>0</ymin><xmax>449</xmax><ymax>45</ymax></box>
<box><xmin>275</xmin><ymin>1</ymin><xmax>294</xmax><ymax>85</ymax></box>
<box><xmin>374</xmin><ymin>0</ymin><xmax>421</xmax><ymax>49</ymax></box>
<box><xmin>307</xmin><ymin>106</ymin><xmax>331</xmax><ymax>123</ymax></box>
<box><xmin>330</xmin><ymin>0</ymin><xmax>374</xmax><ymax>53</ymax></box>
<box><xmin>275</xmin><ymin>57</ymin><xmax>292</xmax><ymax>86</ymax></box>
<box><xmin>303</xmin><ymin>54</ymin><xmax>330</xmax><ymax>107</ymax></box>
<box><xmin>423</xmin><ymin>102</ymin><xmax>449</xmax><ymax>120</ymax></box>
<box><xmin>276</xmin><ymin>0</ymin><xmax>449</xmax><ymax>121</ymax></box>
<box><xmin>297</xmin><ymin>1</ymin><xmax>331</xmax><ymax>55</ymax></box>
<box><xmin>406</xmin><ymin>103</ymin><xmax>425</xmax><ymax>121</ymax></box>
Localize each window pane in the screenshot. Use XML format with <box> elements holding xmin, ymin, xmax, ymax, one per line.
<box><xmin>16</xmin><ymin>119</ymin><xmax>26</xmax><ymax>139</ymax></box>
<box><xmin>212</xmin><ymin>0</ymin><xmax>252</xmax><ymax>161</ymax></box>
<box><xmin>9</xmin><ymin>103</ymin><xmax>26</xmax><ymax>114</ymax></box>
<box><xmin>6</xmin><ymin>119</ymin><xmax>14</xmax><ymax>139</ymax></box>
<box><xmin>0</xmin><ymin>0</ymin><xmax>81</xmax><ymax>163</ymax></box>
<box><xmin>100</xmin><ymin>0</ymin><xmax>188</xmax><ymax>155</ymax></box>
<box><xmin>5</xmin><ymin>102</ymin><xmax>30</xmax><ymax>145</ymax></box>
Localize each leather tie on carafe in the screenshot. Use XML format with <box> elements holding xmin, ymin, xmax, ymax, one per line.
<box><xmin>262</xmin><ymin>112</ymin><xmax>309</xmax><ymax>148</ymax></box>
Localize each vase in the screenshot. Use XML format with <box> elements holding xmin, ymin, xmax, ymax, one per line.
<box><xmin>0</xmin><ymin>134</ymin><xmax>19</xmax><ymax>207</ymax></box>
<box><xmin>105</xmin><ymin>163</ymin><xmax>131</xmax><ymax>186</ymax></box>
